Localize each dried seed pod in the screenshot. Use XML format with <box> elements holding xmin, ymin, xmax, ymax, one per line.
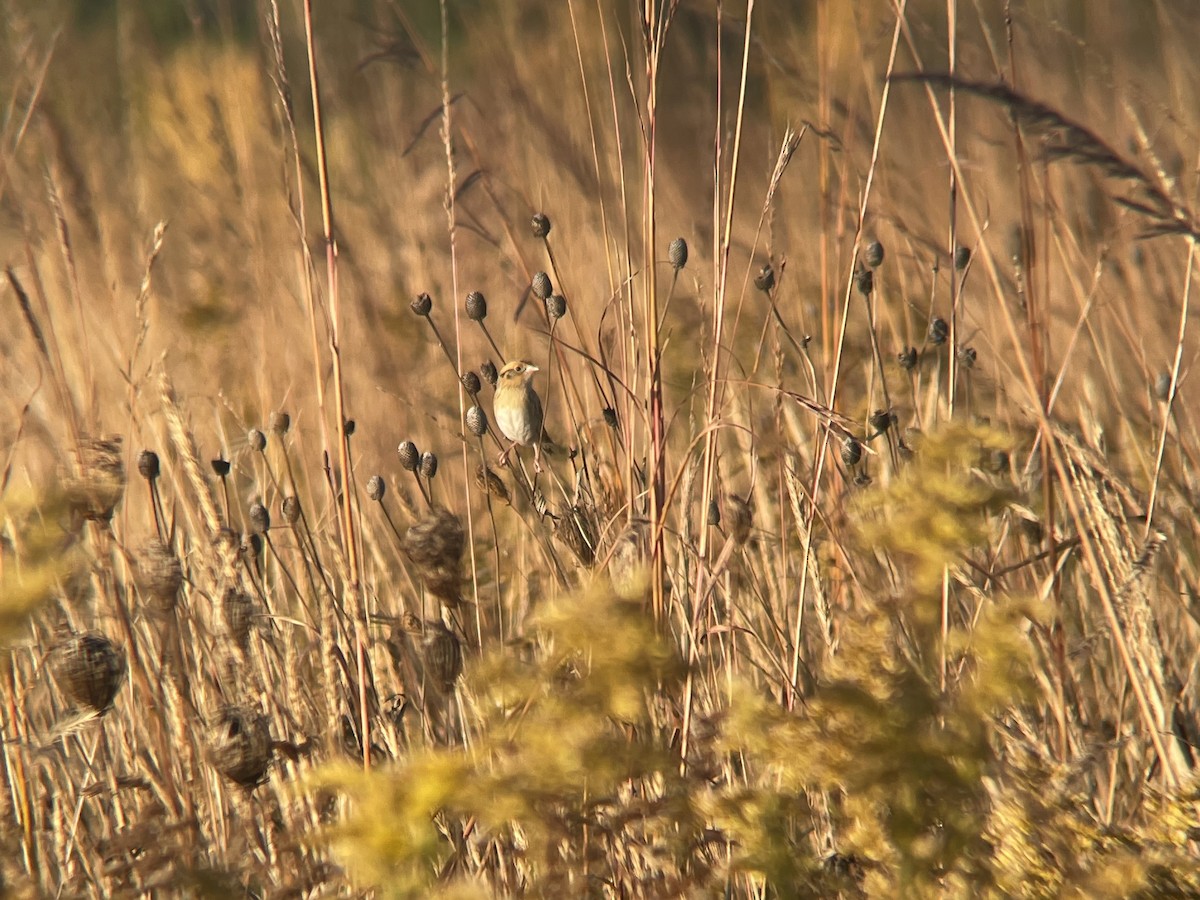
<box><xmin>531</xmin><ymin>212</ymin><xmax>551</xmax><ymax>238</ymax></box>
<box><xmin>66</xmin><ymin>435</ymin><xmax>125</xmax><ymax>522</ymax></box>
<box><xmin>863</xmin><ymin>239</ymin><xmax>885</xmax><ymax>268</ymax></box>
<box><xmin>222</xmin><ymin>588</ymin><xmax>255</xmax><ymax>651</ymax></box>
<box><xmin>754</xmin><ymin>263</ymin><xmax>775</xmax><ymax>293</ymax></box>
<box><xmin>480</xmin><ymin>360</ymin><xmax>498</xmax><ymax>387</ymax></box>
<box><xmin>898</xmin><ymin>346</ymin><xmax>918</xmax><ymax>371</ymax></box>
<box><xmin>422</xmin><ymin>621</ymin><xmax>463</xmax><ymax>690</ymax></box>
<box><xmin>841</xmin><ymin>437</ymin><xmax>863</xmax><ymax>467</ymax></box>
<box><xmin>281</xmin><ymin>495</ymin><xmax>301</xmax><ymax>525</ymax></box>
<box><xmin>855</xmin><ymin>267</ymin><xmax>874</xmax><ymax>297</ymax></box>
<box><xmin>401</xmin><ymin>507</ymin><xmax>465</xmax><ymax>608</ymax></box>
<box><xmin>248</xmin><ymin>429</ymin><xmax>267</xmax><ymax>452</ymax></box>
<box><xmin>545</xmin><ymin>293</ymin><xmax>567</xmax><ymax>320</ymax></box>
<box><xmin>668</xmin><ymin>237</ymin><xmax>688</xmax><ymax>270</ymax></box>
<box><xmin>928</xmin><ymin>317</ymin><xmax>949</xmax><ymax>345</ymax></box>
<box><xmin>137</xmin><ymin>450</ymin><xmax>160</xmax><ymax>481</ymax></box>
<box><xmin>411</xmin><ymin>292</ymin><xmax>433</xmax><ymax>317</ymax></box>
<box><xmin>726</xmin><ymin>495</ymin><xmax>752</xmax><ymax>545</ymax></box>
<box><xmin>466</xmin><ymin>406</ymin><xmax>488</xmax><ymax>437</ymax></box>
<box><xmin>554</xmin><ymin>504</ymin><xmax>597</xmax><ymax>566</ymax></box>
<box><xmin>475</xmin><ymin>464</ymin><xmax>510</xmax><ymax>504</ymax></box>
<box><xmin>957</xmin><ymin>346</ymin><xmax>977</xmax><ymax>369</ymax></box>
<box><xmin>603</xmin><ymin>407</ymin><xmax>618</xmax><ymax>429</ymax></box>
<box><xmin>419</xmin><ymin>452</ymin><xmax>438</xmax><ymax>480</ymax></box>
<box><xmin>869</xmin><ymin>409</ymin><xmax>895</xmax><ymax>435</ymax></box>
<box><xmin>136</xmin><ymin>540</ymin><xmax>183</xmax><ymax>609</ymax></box>
<box><xmin>211</xmin><ymin>457</ymin><xmax>231</xmax><ymax>477</ymax></box>
<box><xmin>954</xmin><ymin>245</ymin><xmax>971</xmax><ymax>271</ymax></box>
<box><xmin>707</xmin><ymin>500</ymin><xmax>721</xmax><ymax>527</ymax></box>
<box><xmin>241</xmin><ymin>532</ymin><xmax>262</xmax><ymax>560</ymax></box>
<box><xmin>52</xmin><ymin>632</ymin><xmax>126</xmax><ymax>713</ymax></box>
<box><xmin>461</xmin><ymin>371</ymin><xmax>482</xmax><ymax>395</ymax></box>
<box><xmin>465</xmin><ymin>290</ymin><xmax>487</xmax><ymax>321</ymax></box>
<box><xmin>344</xmin><ymin>419</ymin><xmax>357</xmax><ymax>437</ymax></box>
<box><xmin>398</xmin><ymin>441</ymin><xmax>420</xmax><ymax>472</ymax></box>
<box><xmin>248</xmin><ymin>502</ymin><xmax>270</xmax><ymax>534</ymax></box>
<box><xmin>207</xmin><ymin>706</ymin><xmax>272</xmax><ymax>788</ymax></box>
<box><xmin>269</xmin><ymin>411</ymin><xmax>291</xmax><ymax>435</ymax></box>
<box><xmin>531</xmin><ymin>271</ymin><xmax>553</xmax><ymax>300</ymax></box>
<box><xmin>1154</xmin><ymin>371</ymin><xmax>1172</xmax><ymax>401</ymax></box>
<box><xmin>367</xmin><ymin>475</ymin><xmax>386</xmax><ymax>501</ymax></box>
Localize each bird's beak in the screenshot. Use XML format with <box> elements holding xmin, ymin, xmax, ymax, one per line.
<box><xmin>527</xmin><ymin>364</ymin><xmax>540</xmax><ymax>373</ymax></box>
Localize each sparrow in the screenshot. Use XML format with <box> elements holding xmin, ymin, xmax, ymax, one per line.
<box><xmin>493</xmin><ymin>360</ymin><xmax>553</xmax><ymax>469</ymax></box>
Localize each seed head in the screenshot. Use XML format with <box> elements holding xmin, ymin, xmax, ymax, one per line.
<box><xmin>954</xmin><ymin>245</ymin><xmax>971</xmax><ymax>270</ymax></box>
<box><xmin>957</xmin><ymin>346</ymin><xmax>977</xmax><ymax>369</ymax></box>
<box><xmin>398</xmin><ymin>440</ymin><xmax>420</xmax><ymax>471</ymax></box>
<box><xmin>669</xmin><ymin>237</ymin><xmax>688</xmax><ymax>269</ymax></box>
<box><xmin>1154</xmin><ymin>371</ymin><xmax>1172</xmax><ymax>401</ymax></box>
<box><xmin>401</xmin><ymin>507</ymin><xmax>465</xmax><ymax>608</ymax></box>
<box><xmin>281</xmin><ymin>495</ymin><xmax>301</xmax><ymax>525</ymax></box>
<box><xmin>248</xmin><ymin>501</ymin><xmax>270</xmax><ymax>534</ymax></box>
<box><xmin>411</xmin><ymin>292</ymin><xmax>433</xmax><ymax>317</ymax></box>
<box><xmin>754</xmin><ymin>262</ymin><xmax>775</xmax><ymax>293</ymax></box>
<box><xmin>241</xmin><ymin>532</ymin><xmax>262</xmax><ymax>560</ymax></box>
<box><xmin>420</xmin><ymin>452</ymin><xmax>438</xmax><ymax>480</ymax></box>
<box><xmin>863</xmin><ymin>239</ymin><xmax>885</xmax><ymax>268</ymax></box>
<box><xmin>344</xmin><ymin>419</ymin><xmax>357</xmax><ymax>437</ymax></box>
<box><xmin>707</xmin><ymin>500</ymin><xmax>721</xmax><ymax>527</ymax></box>
<box><xmin>367</xmin><ymin>475</ymin><xmax>386</xmax><ymax>501</ymax></box>
<box><xmin>461</xmin><ymin>371</ymin><xmax>482</xmax><ymax>395</ymax></box>
<box><xmin>269</xmin><ymin>411</ymin><xmax>291</xmax><ymax>435</ymax></box>
<box><xmin>869</xmin><ymin>409</ymin><xmax>895</xmax><ymax>435</ymax></box>
<box><xmin>207</xmin><ymin>705</ymin><xmax>272</xmax><ymax>788</ymax></box>
<box><xmin>52</xmin><ymin>632</ymin><xmax>126</xmax><ymax>713</ymax></box>
<box><xmin>898</xmin><ymin>346</ymin><xmax>918</xmax><ymax>371</ymax></box>
<box><xmin>841</xmin><ymin>437</ymin><xmax>863</xmax><ymax>467</ymax></box>
<box><xmin>137</xmin><ymin>450</ymin><xmax>160</xmax><ymax>481</ymax></box>
<box><xmin>211</xmin><ymin>457</ymin><xmax>231</xmax><ymax>477</ymax></box>
<box><xmin>248</xmin><ymin>429</ymin><xmax>267</xmax><ymax>452</ymax></box>
<box><xmin>855</xmin><ymin>267</ymin><xmax>874</xmax><ymax>297</ymax></box>
<box><xmin>532</xmin><ymin>271</ymin><xmax>553</xmax><ymax>300</ymax></box>
<box><xmin>481</xmin><ymin>360</ymin><xmax>498</xmax><ymax>386</ymax></box>
<box><xmin>928</xmin><ymin>317</ymin><xmax>949</xmax><ymax>345</ymax></box>
<box><xmin>531</xmin><ymin>212</ymin><xmax>551</xmax><ymax>238</ymax></box>
<box><xmin>603</xmin><ymin>407</ymin><xmax>618</xmax><ymax>429</ymax></box>
<box><xmin>466</xmin><ymin>406</ymin><xmax>488</xmax><ymax>437</ymax></box>
<box><xmin>545</xmin><ymin>293</ymin><xmax>567</xmax><ymax>320</ymax></box>
<box><xmin>222</xmin><ymin>588</ymin><xmax>255</xmax><ymax>651</ymax></box>
<box><xmin>66</xmin><ymin>435</ymin><xmax>125</xmax><ymax>522</ymax></box>
<box><xmin>465</xmin><ymin>290</ymin><xmax>487</xmax><ymax>321</ymax></box>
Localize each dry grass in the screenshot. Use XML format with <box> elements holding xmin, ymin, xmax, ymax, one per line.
<box><xmin>2</xmin><ymin>0</ymin><xmax>1200</xmax><ymax>896</ymax></box>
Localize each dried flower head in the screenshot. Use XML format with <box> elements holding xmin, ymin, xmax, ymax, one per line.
<box><xmin>52</xmin><ymin>632</ymin><xmax>127</xmax><ymax>713</ymax></box>
<box><xmin>269</xmin><ymin>411</ymin><xmax>291</xmax><ymax>435</ymax></box>
<box><xmin>367</xmin><ymin>475</ymin><xmax>386</xmax><ymax>501</ymax></box>
<box><xmin>531</xmin><ymin>212</ymin><xmax>551</xmax><ymax>238</ymax></box>
<box><xmin>401</xmin><ymin>507</ymin><xmax>465</xmax><ymax>608</ymax></box>
<box><xmin>462</xmin><ymin>371</ymin><xmax>482</xmax><ymax>395</ymax></box>
<box><xmin>863</xmin><ymin>239</ymin><xmax>885</xmax><ymax>268</ymax></box>
<box><xmin>281</xmin><ymin>495</ymin><xmax>301</xmax><ymax>525</ymax></box>
<box><xmin>222</xmin><ymin>588</ymin><xmax>255</xmax><ymax>651</ymax></box>
<box><xmin>928</xmin><ymin>317</ymin><xmax>949</xmax><ymax>346</ymax></box>
<box><xmin>248</xmin><ymin>429</ymin><xmax>267</xmax><ymax>452</ymax></box>
<box><xmin>211</xmin><ymin>457</ymin><xmax>231</xmax><ymax>477</ymax></box>
<box><xmin>419</xmin><ymin>452</ymin><xmax>438</xmax><ymax>480</ymax></box>
<box><xmin>898</xmin><ymin>346</ymin><xmax>918</xmax><ymax>371</ymax></box>
<box><xmin>842</xmin><ymin>437</ymin><xmax>863</xmax><ymax>467</ymax></box>
<box><xmin>481</xmin><ymin>360</ymin><xmax>499</xmax><ymax>386</ymax></box>
<box><xmin>466</xmin><ymin>406</ymin><xmax>488</xmax><ymax>437</ymax></box>
<box><xmin>248</xmin><ymin>502</ymin><xmax>270</xmax><ymax>534</ymax></box>
<box><xmin>546</xmin><ymin>293</ymin><xmax>567</xmax><ymax>320</ymax></box>
<box><xmin>137</xmin><ymin>450</ymin><xmax>160</xmax><ymax>481</ymax></box>
<box><xmin>1154</xmin><ymin>371</ymin><xmax>1173</xmax><ymax>401</ymax></box>
<box><xmin>855</xmin><ymin>267</ymin><xmax>874</xmax><ymax>297</ymax></box>
<box><xmin>411</xmin><ymin>292</ymin><xmax>433</xmax><ymax>317</ymax></box>
<box><xmin>669</xmin><ymin>237</ymin><xmax>688</xmax><ymax>270</ymax></box>
<box><xmin>207</xmin><ymin>706</ymin><xmax>273</xmax><ymax>788</ymax></box>
<box><xmin>532</xmin><ymin>271</ymin><xmax>553</xmax><ymax>301</ymax></box>
<box><xmin>66</xmin><ymin>435</ymin><xmax>125</xmax><ymax>522</ymax></box>
<box><xmin>954</xmin><ymin>245</ymin><xmax>971</xmax><ymax>270</ymax></box>
<box><xmin>398</xmin><ymin>441</ymin><xmax>420</xmax><ymax>472</ymax></box>
<box><xmin>465</xmin><ymin>291</ymin><xmax>487</xmax><ymax>321</ymax></box>
<box><xmin>754</xmin><ymin>262</ymin><xmax>775</xmax><ymax>293</ymax></box>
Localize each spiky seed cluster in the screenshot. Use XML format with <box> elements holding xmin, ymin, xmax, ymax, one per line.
<box><xmin>842</xmin><ymin>437</ymin><xmax>863</xmax><ymax>467</ymax></box>
<box><xmin>207</xmin><ymin>706</ymin><xmax>273</xmax><ymax>788</ymax></box>
<box><xmin>248</xmin><ymin>428</ymin><xmax>267</xmax><ymax>452</ymax></box>
<box><xmin>281</xmin><ymin>495</ymin><xmax>300</xmax><ymax>524</ymax></box>
<box><xmin>52</xmin><ymin>632</ymin><xmax>127</xmax><ymax>713</ymax></box>
<box><xmin>546</xmin><ymin>293</ymin><xmax>567</xmax><ymax>320</ymax></box>
<box><xmin>898</xmin><ymin>346</ymin><xmax>918</xmax><ymax>371</ymax></box>
<box><xmin>420</xmin><ymin>452</ymin><xmax>438</xmax><ymax>480</ymax></box>
<box><xmin>754</xmin><ymin>263</ymin><xmax>775</xmax><ymax>293</ymax></box>
<box><xmin>241</xmin><ymin>532</ymin><xmax>262</xmax><ymax>560</ymax></box>
<box><xmin>344</xmin><ymin>419</ymin><xmax>356</xmax><ymax>436</ymax></box>
<box><xmin>367</xmin><ymin>475</ymin><xmax>386</xmax><ymax>501</ymax></box>
<box><xmin>855</xmin><ymin>268</ymin><xmax>874</xmax><ymax>297</ymax></box>
<box><xmin>481</xmin><ymin>360</ymin><xmax>498</xmax><ymax>386</ymax></box>
<box><xmin>211</xmin><ymin>457</ymin><xmax>231</xmax><ymax>477</ymax></box>
<box><xmin>475</xmin><ymin>464</ymin><xmax>510</xmax><ymax>504</ymax></box>
<box><xmin>726</xmin><ymin>495</ymin><xmax>753</xmax><ymax>545</ymax></box>
<box><xmin>466</xmin><ymin>406</ymin><xmax>488</xmax><ymax>437</ymax></box>
<box><xmin>1154</xmin><ymin>371</ymin><xmax>1172</xmax><ymax>401</ymax></box>
<box><xmin>531</xmin><ymin>271</ymin><xmax>552</xmax><ymax>300</ymax></box>
<box><xmin>401</xmin><ymin>507</ymin><xmax>465</xmax><ymax>608</ymax></box>
<box><xmin>422</xmin><ymin>622</ymin><xmax>464</xmax><ymax>690</ymax></box>
<box><xmin>531</xmin><ymin>212</ymin><xmax>551</xmax><ymax>237</ymax></box>
<box><xmin>958</xmin><ymin>346</ymin><xmax>977</xmax><ymax>369</ymax></box>
<box><xmin>928</xmin><ymin>317</ymin><xmax>949</xmax><ymax>345</ymax></box>
<box><xmin>869</xmin><ymin>410</ymin><xmax>895</xmax><ymax>435</ymax></box>
<box><xmin>669</xmin><ymin>237</ymin><xmax>688</xmax><ymax>269</ymax></box>
<box><xmin>222</xmin><ymin>588</ymin><xmax>255</xmax><ymax>651</ymax></box>
<box><xmin>137</xmin><ymin>450</ymin><xmax>160</xmax><ymax>481</ymax></box>
<box><xmin>269</xmin><ymin>411</ymin><xmax>291</xmax><ymax>435</ymax></box>
<box><xmin>67</xmin><ymin>435</ymin><xmax>125</xmax><ymax>522</ymax></box>
<box><xmin>398</xmin><ymin>441</ymin><xmax>420</xmax><ymax>471</ymax></box>
<box><xmin>461</xmin><ymin>371</ymin><xmax>481</xmax><ymax>395</ymax></box>
<box><xmin>465</xmin><ymin>291</ymin><xmax>487</xmax><ymax>321</ymax></box>
<box><xmin>863</xmin><ymin>239</ymin><xmax>885</xmax><ymax>268</ymax></box>
<box><xmin>248</xmin><ymin>502</ymin><xmax>270</xmax><ymax>534</ymax></box>
<box><xmin>411</xmin><ymin>292</ymin><xmax>433</xmax><ymax>317</ymax></box>
<box><xmin>954</xmin><ymin>245</ymin><xmax>971</xmax><ymax>270</ymax></box>
<box><xmin>707</xmin><ymin>500</ymin><xmax>721</xmax><ymax>527</ymax></box>
<box><xmin>136</xmin><ymin>540</ymin><xmax>183</xmax><ymax>609</ymax></box>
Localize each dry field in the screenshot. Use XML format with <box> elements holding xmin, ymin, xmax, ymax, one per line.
<box><xmin>3</xmin><ymin>0</ymin><xmax>1200</xmax><ymax>896</ymax></box>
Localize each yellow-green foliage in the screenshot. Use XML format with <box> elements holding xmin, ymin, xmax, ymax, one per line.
<box><xmin>0</xmin><ymin>489</ymin><xmax>81</xmax><ymax>643</ymax></box>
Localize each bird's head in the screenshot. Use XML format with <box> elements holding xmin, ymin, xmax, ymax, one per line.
<box><xmin>499</xmin><ymin>360</ymin><xmax>539</xmax><ymax>385</ymax></box>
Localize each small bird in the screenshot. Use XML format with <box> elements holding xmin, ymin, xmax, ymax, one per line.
<box><xmin>494</xmin><ymin>360</ymin><xmax>552</xmax><ymax>469</ymax></box>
